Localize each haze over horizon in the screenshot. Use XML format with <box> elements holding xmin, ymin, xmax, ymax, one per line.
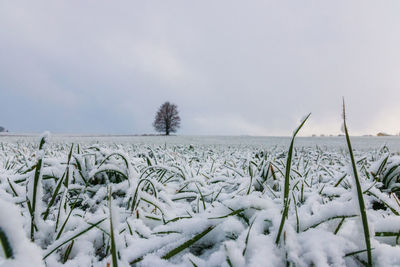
<box><xmin>1</xmin><ymin>1</ymin><xmax>399</xmax><ymax>136</ymax></box>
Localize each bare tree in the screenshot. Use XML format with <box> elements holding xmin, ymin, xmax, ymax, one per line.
<box><xmin>153</xmin><ymin>102</ymin><xmax>181</xmax><ymax>135</ymax></box>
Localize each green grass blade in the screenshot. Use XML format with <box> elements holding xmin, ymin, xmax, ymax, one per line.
<box><xmin>108</xmin><ymin>186</ymin><xmax>118</xmax><ymax>267</ymax></box>
<box><xmin>275</xmin><ymin>113</ymin><xmax>310</xmax><ymax>245</ymax></box>
<box><xmin>62</xmin><ymin>240</ymin><xmax>74</xmax><ymax>263</ymax></box>
<box><xmin>7</xmin><ymin>178</ymin><xmax>18</xmax><ymax>197</ymax></box>
<box><xmin>43</xmin><ymin>218</ymin><xmax>106</xmax><ymax>259</ymax></box>
<box><xmin>194</xmin><ymin>183</ymin><xmax>206</xmax><ymax>211</ymax></box>
<box><xmin>99</xmin><ymin>152</ymin><xmax>129</xmax><ymax>172</ymax></box>
<box><xmin>30</xmin><ymin>135</ymin><xmax>46</xmax><ymax>241</ymax></box>
<box><xmin>130</xmin><ymin>179</ymin><xmax>157</xmax><ymax>212</ymax></box>
<box><xmin>242</xmin><ymin>216</ymin><xmax>256</xmax><ymax>256</ymax></box>
<box><xmin>56</xmin><ymin>190</ymin><xmax>81</xmax><ymax>240</ymax></box>
<box><xmin>63</xmin><ymin>144</ymin><xmax>74</xmax><ymax>188</ymax></box>
<box><xmin>161</xmin><ymin>226</ymin><xmax>215</xmax><ymax>260</ymax></box>
<box><xmin>208</xmin><ymin>208</ymin><xmax>245</xmax><ymax>220</ymax></box>
<box><xmin>334</xmin><ymin>174</ymin><xmax>347</xmax><ymax>187</ymax></box>
<box><xmin>0</xmin><ymin>227</ymin><xmax>13</xmax><ymax>259</ymax></box>
<box><xmin>342</xmin><ymin>100</ymin><xmax>372</xmax><ymax>266</ymax></box>
<box><xmin>43</xmin><ymin>172</ymin><xmax>66</xmax><ymax>220</ymax></box>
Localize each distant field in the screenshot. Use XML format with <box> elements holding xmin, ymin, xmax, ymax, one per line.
<box><xmin>1</xmin><ymin>134</ymin><xmax>400</xmax><ymax>151</ymax></box>
<box><xmin>1</xmin><ymin>134</ymin><xmax>400</xmax><ymax>266</ymax></box>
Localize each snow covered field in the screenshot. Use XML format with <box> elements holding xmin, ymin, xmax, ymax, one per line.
<box><xmin>2</xmin><ymin>134</ymin><xmax>400</xmax><ymax>152</ymax></box>
<box><xmin>1</xmin><ymin>134</ymin><xmax>400</xmax><ymax>266</ymax></box>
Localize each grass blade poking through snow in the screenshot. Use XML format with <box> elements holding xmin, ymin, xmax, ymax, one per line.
<box><xmin>43</xmin><ymin>172</ymin><xmax>66</xmax><ymax>220</ymax></box>
<box><xmin>275</xmin><ymin>113</ymin><xmax>310</xmax><ymax>245</ymax></box>
<box><xmin>243</xmin><ymin>216</ymin><xmax>256</xmax><ymax>256</ymax></box>
<box><xmin>43</xmin><ymin>217</ymin><xmax>106</xmax><ymax>259</ymax></box>
<box><xmin>342</xmin><ymin>99</ymin><xmax>372</xmax><ymax>266</ymax></box>
<box><xmin>0</xmin><ymin>227</ymin><xmax>13</xmax><ymax>259</ymax></box>
<box><xmin>108</xmin><ymin>186</ymin><xmax>119</xmax><ymax>267</ymax></box>
<box><xmin>62</xmin><ymin>240</ymin><xmax>74</xmax><ymax>263</ymax></box>
<box><xmin>30</xmin><ymin>134</ymin><xmax>47</xmax><ymax>241</ymax></box>
<box><xmin>161</xmin><ymin>226</ymin><xmax>215</xmax><ymax>260</ymax></box>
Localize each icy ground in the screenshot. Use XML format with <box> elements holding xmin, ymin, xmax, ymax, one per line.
<box><xmin>1</xmin><ymin>135</ymin><xmax>400</xmax><ymax>266</ymax></box>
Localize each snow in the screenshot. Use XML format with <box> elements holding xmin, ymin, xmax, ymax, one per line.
<box><xmin>1</xmin><ymin>135</ymin><xmax>400</xmax><ymax>266</ymax></box>
<box><xmin>0</xmin><ymin>199</ymin><xmax>45</xmax><ymax>267</ymax></box>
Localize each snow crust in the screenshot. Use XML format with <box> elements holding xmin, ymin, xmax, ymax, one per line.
<box><xmin>1</xmin><ymin>136</ymin><xmax>400</xmax><ymax>266</ymax></box>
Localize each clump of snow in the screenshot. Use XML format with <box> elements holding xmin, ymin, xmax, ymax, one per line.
<box><xmin>0</xmin><ymin>199</ymin><xmax>45</xmax><ymax>267</ymax></box>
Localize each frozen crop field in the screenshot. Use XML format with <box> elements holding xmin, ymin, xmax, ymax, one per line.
<box><xmin>2</xmin><ymin>134</ymin><xmax>400</xmax><ymax>152</ymax></box>
<box><xmin>1</xmin><ymin>133</ymin><xmax>400</xmax><ymax>266</ymax></box>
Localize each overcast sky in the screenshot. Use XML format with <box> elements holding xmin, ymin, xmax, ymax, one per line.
<box><xmin>1</xmin><ymin>1</ymin><xmax>399</xmax><ymax>136</ymax></box>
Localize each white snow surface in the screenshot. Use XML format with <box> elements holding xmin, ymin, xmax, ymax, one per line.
<box><xmin>0</xmin><ymin>135</ymin><xmax>400</xmax><ymax>266</ymax></box>
<box><xmin>0</xmin><ymin>199</ymin><xmax>45</xmax><ymax>267</ymax></box>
